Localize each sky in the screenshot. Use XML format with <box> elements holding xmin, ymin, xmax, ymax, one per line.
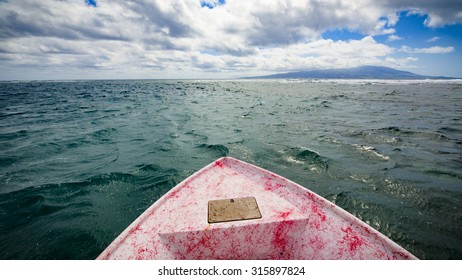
<box><xmin>0</xmin><ymin>0</ymin><xmax>461</xmax><ymax>80</ymax></box>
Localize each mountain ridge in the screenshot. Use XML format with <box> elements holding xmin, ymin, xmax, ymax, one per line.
<box><xmin>244</xmin><ymin>66</ymin><xmax>457</xmax><ymax>79</ymax></box>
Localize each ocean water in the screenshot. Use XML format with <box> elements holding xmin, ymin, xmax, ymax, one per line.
<box><xmin>0</xmin><ymin>79</ymin><xmax>461</xmax><ymax>259</ymax></box>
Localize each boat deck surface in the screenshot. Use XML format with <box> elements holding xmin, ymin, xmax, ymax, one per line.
<box><xmin>97</xmin><ymin>157</ymin><xmax>416</xmax><ymax>260</ymax></box>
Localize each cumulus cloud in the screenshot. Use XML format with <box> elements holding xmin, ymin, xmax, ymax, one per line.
<box><xmin>0</xmin><ymin>0</ymin><xmax>461</xmax><ymax>78</ymax></box>
<box><xmin>190</xmin><ymin>36</ymin><xmax>401</xmax><ymax>75</ymax></box>
<box><xmin>387</xmin><ymin>35</ymin><xmax>403</xmax><ymax>41</ymax></box>
<box><xmin>400</xmin><ymin>45</ymin><xmax>455</xmax><ymax>54</ymax></box>
<box><xmin>377</xmin><ymin>0</ymin><xmax>462</xmax><ymax>27</ymax></box>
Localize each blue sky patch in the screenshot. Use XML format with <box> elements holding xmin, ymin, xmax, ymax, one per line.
<box><xmin>375</xmin><ymin>11</ymin><xmax>462</xmax><ymax>47</ymax></box>
<box><xmin>200</xmin><ymin>0</ymin><xmax>226</xmax><ymax>9</ymax></box>
<box><xmin>85</xmin><ymin>0</ymin><xmax>97</xmax><ymax>8</ymax></box>
<box><xmin>322</xmin><ymin>29</ymin><xmax>364</xmax><ymax>42</ymax></box>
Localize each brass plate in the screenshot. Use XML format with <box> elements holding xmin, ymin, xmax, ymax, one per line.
<box><xmin>208</xmin><ymin>197</ymin><xmax>262</xmax><ymax>223</ymax></box>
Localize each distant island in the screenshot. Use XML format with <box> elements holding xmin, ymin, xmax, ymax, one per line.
<box><xmin>244</xmin><ymin>66</ymin><xmax>457</xmax><ymax>79</ymax></box>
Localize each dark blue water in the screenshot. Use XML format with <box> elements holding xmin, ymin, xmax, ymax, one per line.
<box><xmin>1</xmin><ymin>79</ymin><xmax>461</xmax><ymax>259</ymax></box>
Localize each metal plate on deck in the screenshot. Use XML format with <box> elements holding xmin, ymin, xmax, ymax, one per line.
<box><xmin>208</xmin><ymin>197</ymin><xmax>262</xmax><ymax>223</ymax></box>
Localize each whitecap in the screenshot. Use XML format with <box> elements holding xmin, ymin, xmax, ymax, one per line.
<box><xmin>353</xmin><ymin>144</ymin><xmax>391</xmax><ymax>160</ymax></box>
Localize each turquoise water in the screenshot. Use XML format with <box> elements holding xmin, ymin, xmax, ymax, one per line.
<box><xmin>0</xmin><ymin>79</ymin><xmax>461</xmax><ymax>259</ymax></box>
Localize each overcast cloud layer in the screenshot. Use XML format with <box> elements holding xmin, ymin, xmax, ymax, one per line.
<box><xmin>0</xmin><ymin>0</ymin><xmax>461</xmax><ymax>79</ymax></box>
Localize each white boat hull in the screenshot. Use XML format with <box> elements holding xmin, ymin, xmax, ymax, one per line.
<box><xmin>98</xmin><ymin>157</ymin><xmax>417</xmax><ymax>260</ymax></box>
